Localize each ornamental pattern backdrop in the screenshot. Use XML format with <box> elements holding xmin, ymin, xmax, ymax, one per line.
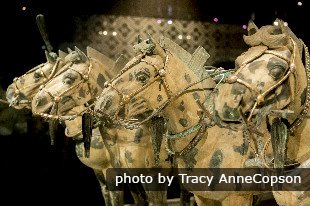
<box><xmin>70</xmin><ymin>15</ymin><xmax>248</xmax><ymax>67</ymax></box>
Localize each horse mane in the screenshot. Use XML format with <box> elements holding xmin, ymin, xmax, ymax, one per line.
<box><xmin>159</xmin><ymin>36</ymin><xmax>192</xmax><ymax>64</ymax></box>
<box><xmin>58</xmin><ymin>50</ymin><xmax>68</xmax><ymax>61</ymax></box>
<box><xmin>159</xmin><ymin>36</ymin><xmax>210</xmax><ymax>77</ymax></box>
<box><xmin>113</xmin><ymin>54</ymin><xmax>129</xmax><ymax>73</ymax></box>
<box><xmin>86</xmin><ymin>46</ymin><xmax>115</xmax><ymax>70</ymax></box>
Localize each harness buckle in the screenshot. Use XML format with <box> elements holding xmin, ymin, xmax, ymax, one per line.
<box><xmin>257</xmin><ymin>94</ymin><xmax>265</xmax><ymax>105</ymax></box>
<box><xmin>226</xmin><ymin>75</ymin><xmax>238</xmax><ymax>84</ymax></box>
<box><xmin>158</xmin><ymin>68</ymin><xmax>166</xmax><ymax>77</ymax></box>
<box><xmin>54</xmin><ymin>96</ymin><xmax>61</xmax><ymax>102</ymax></box>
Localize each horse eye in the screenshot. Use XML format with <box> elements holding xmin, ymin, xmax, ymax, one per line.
<box><xmin>63</xmin><ymin>77</ymin><xmax>74</xmax><ymax>85</ymax></box>
<box><xmin>270</xmin><ymin>65</ymin><xmax>285</xmax><ymax>79</ymax></box>
<box><xmin>135</xmin><ymin>70</ymin><xmax>150</xmax><ymax>84</ymax></box>
<box><xmin>34</xmin><ymin>71</ymin><xmax>42</xmax><ymax>79</ymax></box>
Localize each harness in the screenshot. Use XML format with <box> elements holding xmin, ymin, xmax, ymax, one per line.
<box><xmin>223</xmin><ymin>38</ymin><xmax>310</xmax><ymax>168</ymax></box>
<box><xmin>32</xmin><ymin>57</ymin><xmax>98</xmax><ymax>120</ymax></box>
<box><xmin>96</xmin><ymin>50</ymin><xmax>225</xmax><ymax>158</ymax></box>
<box><xmin>32</xmin><ymin>57</ymin><xmax>98</xmax><ymax>151</ymax></box>
<box><xmin>10</xmin><ymin>59</ymin><xmax>61</xmax><ymax>106</ymax></box>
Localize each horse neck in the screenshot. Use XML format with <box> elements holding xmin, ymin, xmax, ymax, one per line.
<box><xmin>86</xmin><ymin>58</ymin><xmax>116</xmax><ymax>102</ymax></box>
<box><xmin>162</xmin><ymin>54</ymin><xmax>207</xmax><ymax>134</ymax></box>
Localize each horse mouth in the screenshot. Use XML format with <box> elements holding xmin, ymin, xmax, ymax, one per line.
<box><xmin>6</xmin><ymin>90</ymin><xmax>31</xmax><ymax>109</ymax></box>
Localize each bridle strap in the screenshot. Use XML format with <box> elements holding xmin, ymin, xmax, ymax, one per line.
<box><xmin>102</xmin><ymin>54</ymin><xmax>168</xmax><ymax>121</ymax></box>
<box><xmin>289</xmin><ymin>42</ymin><xmax>310</xmax><ymax>133</ymax></box>
<box><xmin>33</xmin><ymin>58</ymin><xmax>95</xmax><ymax>120</ymax></box>
<box><xmin>165</xmin><ymin>98</ymin><xmax>212</xmax><ymax>157</ymax></box>
<box><xmin>12</xmin><ymin>59</ymin><xmax>62</xmax><ymax>102</ymax></box>
<box><xmin>99</xmin><ymin>53</ymin><xmax>223</xmax><ymax>129</ymax></box>
<box><xmin>226</xmin><ymin>38</ymin><xmax>296</xmax><ymax>123</ymax></box>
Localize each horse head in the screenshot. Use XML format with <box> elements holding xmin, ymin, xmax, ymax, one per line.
<box><xmin>94</xmin><ymin>35</ymin><xmax>216</xmax><ymax>134</ymax></box>
<box><xmin>6</xmin><ymin>50</ymin><xmax>67</xmax><ymax>109</ymax></box>
<box><xmin>214</xmin><ymin>19</ymin><xmax>309</xmax><ymax>130</ymax></box>
<box><xmin>31</xmin><ymin>46</ymin><xmax>117</xmax><ymax>118</ymax></box>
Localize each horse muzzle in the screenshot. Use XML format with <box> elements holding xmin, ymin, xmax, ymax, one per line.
<box><xmin>6</xmin><ymin>85</ymin><xmax>31</xmax><ymax>109</ymax></box>
<box><xmin>31</xmin><ymin>90</ymin><xmax>54</xmax><ymax>114</ymax></box>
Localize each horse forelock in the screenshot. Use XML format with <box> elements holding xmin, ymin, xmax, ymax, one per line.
<box><xmin>244</xmin><ymin>25</ymin><xmax>289</xmax><ymax>48</ymax></box>
<box><xmin>235</xmin><ymin>46</ymin><xmax>267</xmax><ymax>68</ymax></box>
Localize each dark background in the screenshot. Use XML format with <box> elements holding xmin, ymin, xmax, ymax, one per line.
<box><xmin>1</xmin><ymin>0</ymin><xmax>309</xmax><ymax>205</ymax></box>
<box><xmin>4</xmin><ymin>0</ymin><xmax>309</xmax><ymax>88</ymax></box>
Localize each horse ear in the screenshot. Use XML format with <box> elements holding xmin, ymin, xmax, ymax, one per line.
<box><xmin>147</xmin><ymin>33</ymin><xmax>153</xmax><ymax>44</ymax></box>
<box><xmin>149</xmin><ymin>35</ymin><xmax>166</xmax><ymax>59</ymax></box>
<box><xmin>276</xmin><ymin>18</ymin><xmax>303</xmax><ymax>54</ymax></box>
<box><xmin>45</xmin><ymin>50</ymin><xmax>56</xmax><ymax>63</ymax></box>
<box><xmin>75</xmin><ymin>46</ymin><xmax>88</xmax><ymax>62</ymax></box>
<box><xmin>136</xmin><ymin>35</ymin><xmax>142</xmax><ymax>43</ymax></box>
<box><xmin>58</xmin><ymin>50</ymin><xmax>68</xmax><ymax>61</ymax></box>
<box><xmin>272</xmin><ymin>18</ymin><xmax>284</xmax><ymax>35</ymax></box>
<box><xmin>67</xmin><ymin>47</ymin><xmax>73</xmax><ymax>53</ymax></box>
<box><xmin>247</xmin><ymin>20</ymin><xmax>258</xmax><ymax>35</ymax></box>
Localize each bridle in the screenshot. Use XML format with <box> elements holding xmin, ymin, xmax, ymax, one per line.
<box><xmin>97</xmin><ymin>52</ymin><xmax>171</xmax><ymax>124</ymax></box>
<box><xmin>221</xmin><ymin>38</ymin><xmax>310</xmax><ymax>168</ymax></box>
<box><xmin>224</xmin><ymin>38</ymin><xmax>310</xmax><ymax>134</ymax></box>
<box><xmin>33</xmin><ymin>57</ymin><xmax>97</xmax><ymax>121</ymax></box>
<box><xmin>10</xmin><ymin>59</ymin><xmax>62</xmax><ymax>106</ymax></box>
<box><xmin>225</xmin><ymin>39</ymin><xmax>298</xmax><ymax>123</ymax></box>
<box><xmin>96</xmin><ymin>50</ymin><xmax>220</xmax><ymax>126</ymax></box>
<box><xmin>95</xmin><ymin>49</ymin><xmax>224</xmax><ymax>157</ymax></box>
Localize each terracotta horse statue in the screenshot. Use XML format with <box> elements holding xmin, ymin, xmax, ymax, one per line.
<box><xmin>0</xmin><ymin>86</ymin><xmax>29</xmax><ymax>136</ymax></box>
<box><xmin>93</xmin><ymin>34</ymin><xmax>262</xmax><ymax>205</ymax></box>
<box><xmin>31</xmin><ymin>46</ymin><xmax>171</xmax><ymax>205</ymax></box>
<box><xmin>4</xmin><ymin>50</ymin><xmax>67</xmax><ymax>136</ymax></box>
<box><xmin>6</xmin><ymin>50</ymin><xmax>67</xmax><ymax>109</ymax></box>
<box><xmin>5</xmin><ymin>48</ymin><xmax>123</xmax><ymax>206</ymax></box>
<box><xmin>215</xmin><ymin>19</ymin><xmax>310</xmax><ymax>206</ymax></box>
